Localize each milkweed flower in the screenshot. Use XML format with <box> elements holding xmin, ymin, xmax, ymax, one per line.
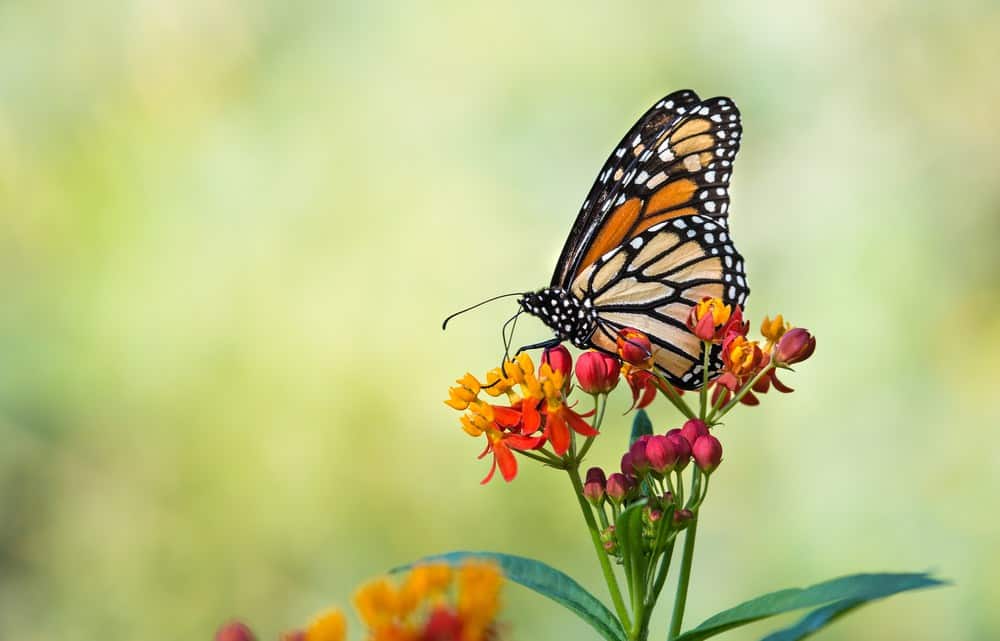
<box><xmin>616</xmin><ymin>327</ymin><xmax>653</xmax><ymax>367</ymax></box>
<box><xmin>692</xmin><ymin>434</ymin><xmax>723</xmax><ymax>474</ymax></box>
<box><xmin>264</xmin><ymin>561</ymin><xmax>505</xmax><ymax>641</ymax></box>
<box><xmin>722</xmin><ymin>333</ymin><xmax>765</xmax><ymax>380</ymax></box>
<box><xmin>541</xmin><ymin>345</ymin><xmax>573</xmax><ymax>378</ymax></box>
<box><xmin>773</xmin><ymin>327</ymin><xmax>816</xmax><ymax>367</ymax></box>
<box><xmin>760</xmin><ymin>314</ymin><xmax>790</xmax><ymax>349</ymax></box>
<box><xmin>575</xmin><ymin>351</ymin><xmax>621</xmax><ymax>394</ymax></box>
<box><xmin>215</xmin><ymin>622</ymin><xmax>256</xmax><ymax>641</ymax></box>
<box><xmin>445</xmin><ymin>351</ymin><xmax>598</xmax><ymax>482</ymax></box>
<box><xmin>686</xmin><ymin>297</ymin><xmax>733</xmax><ymax>342</ymax></box>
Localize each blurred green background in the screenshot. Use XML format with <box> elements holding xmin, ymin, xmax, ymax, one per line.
<box><xmin>1</xmin><ymin>1</ymin><xmax>998</xmax><ymax>640</ymax></box>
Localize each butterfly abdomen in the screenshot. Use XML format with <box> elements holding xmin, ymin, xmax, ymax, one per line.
<box><xmin>519</xmin><ymin>289</ymin><xmax>598</xmax><ymax>349</ymax></box>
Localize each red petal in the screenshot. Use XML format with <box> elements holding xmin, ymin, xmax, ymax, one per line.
<box><xmin>545</xmin><ymin>413</ymin><xmax>571</xmax><ymax>456</ymax></box>
<box><xmin>565</xmin><ymin>408</ymin><xmax>599</xmax><ymax>437</ymax></box>
<box><xmin>520</xmin><ymin>399</ymin><xmax>542</xmax><ymax>434</ymax></box>
<box><xmin>507</xmin><ymin>434</ymin><xmax>546</xmax><ymax>450</ymax></box>
<box><xmin>771</xmin><ymin>371</ymin><xmax>795</xmax><ymax>393</ymax></box>
<box><xmin>493</xmin><ymin>405</ymin><xmax>522</xmax><ymax>429</ymax></box>
<box><xmin>494</xmin><ymin>442</ymin><xmax>519</xmax><ymax>482</ymax></box>
<box><xmin>636</xmin><ymin>381</ymin><xmax>657</xmax><ymax>409</ymax></box>
<box><xmin>481</xmin><ymin>455</ymin><xmax>498</xmax><ymax>484</ymax></box>
<box><xmin>738</xmin><ymin>390</ymin><xmax>760</xmax><ymax>406</ymax></box>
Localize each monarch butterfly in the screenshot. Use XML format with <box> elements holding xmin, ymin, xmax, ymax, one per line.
<box><xmin>446</xmin><ymin>90</ymin><xmax>748</xmax><ymax>390</ymax></box>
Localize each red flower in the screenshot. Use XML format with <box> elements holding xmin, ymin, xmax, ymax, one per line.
<box><xmin>542</xmin><ymin>402</ymin><xmax>598</xmax><ymax>456</ymax></box>
<box><xmin>722</xmin><ymin>333</ymin><xmax>766</xmax><ymax>380</ymax></box>
<box><xmin>575</xmin><ymin>351</ymin><xmax>621</xmax><ymax>394</ymax></box>
<box><xmin>686</xmin><ymin>298</ymin><xmax>745</xmax><ymax>343</ymax></box>
<box><xmin>616</xmin><ymin>327</ymin><xmax>653</xmax><ymax>366</ymax></box>
<box><xmin>480</xmin><ymin>431</ymin><xmax>546</xmax><ymax>484</ymax></box>
<box><xmin>541</xmin><ymin>345</ymin><xmax>573</xmax><ymax>378</ymax></box>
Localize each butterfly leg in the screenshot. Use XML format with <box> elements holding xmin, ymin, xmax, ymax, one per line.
<box><xmin>514</xmin><ymin>337</ymin><xmax>563</xmax><ymax>355</ymax></box>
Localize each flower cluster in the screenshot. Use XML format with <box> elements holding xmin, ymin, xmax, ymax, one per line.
<box><xmin>445</xmin><ymin>348</ymin><xmax>606</xmax><ymax>483</ymax></box>
<box><xmin>217</xmin><ymin>561</ymin><xmax>504</xmax><ymax>641</ymax></box>
<box><xmin>692</xmin><ymin>300</ymin><xmax>816</xmax><ymax>411</ymax></box>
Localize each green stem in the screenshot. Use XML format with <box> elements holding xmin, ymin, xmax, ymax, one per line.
<box><xmin>667</xmin><ymin>516</ymin><xmax>699</xmax><ymax>640</ymax></box>
<box><xmin>576</xmin><ymin>395</ymin><xmax>606</xmax><ymax>462</ymax></box>
<box><xmin>651</xmin><ymin>370</ymin><xmax>696</xmax><ymax>419</ymax></box>
<box><xmin>642</xmin><ymin>536</ymin><xmax>676</xmax><ymax>631</ymax></box>
<box><xmin>517</xmin><ymin>449</ymin><xmax>561</xmax><ymax>466</ymax></box>
<box><xmin>699</xmin><ymin>341</ymin><xmax>711</xmax><ymax>420</ymax></box>
<box><xmin>567</xmin><ymin>463</ymin><xmax>632</xmax><ymax>632</ymax></box>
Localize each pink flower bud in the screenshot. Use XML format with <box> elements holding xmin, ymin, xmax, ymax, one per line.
<box><xmin>773</xmin><ymin>327</ymin><xmax>816</xmax><ymax>366</ymax></box>
<box><xmin>680</xmin><ymin>419</ymin><xmax>708</xmax><ymax>447</ymax></box>
<box><xmin>692</xmin><ymin>434</ymin><xmax>723</xmax><ymax>474</ymax></box>
<box><xmin>629</xmin><ymin>437</ymin><xmax>651</xmax><ymax>475</ymax></box>
<box><xmin>575</xmin><ymin>351</ymin><xmax>621</xmax><ymax>394</ymax></box>
<box><xmin>216</xmin><ymin>622</ymin><xmax>257</xmax><ymax>641</ymax></box>
<box><xmin>606</xmin><ymin>473</ymin><xmax>629</xmax><ymax>503</ymax></box>
<box><xmin>665</xmin><ymin>430</ymin><xmax>692</xmax><ymax>471</ymax></box>
<box><xmin>583</xmin><ymin>468</ymin><xmax>606</xmax><ymax>504</ymax></box>
<box><xmin>620</xmin><ymin>451</ymin><xmax>635</xmax><ymax>477</ymax></box>
<box><xmin>645</xmin><ymin>506</ymin><xmax>663</xmax><ymax>523</ymax></box>
<box><xmin>645</xmin><ymin>435</ymin><xmax>678</xmax><ymax>475</ymax></box>
<box><xmin>542</xmin><ymin>344</ymin><xmax>573</xmax><ymax>377</ymax></box>
<box><xmin>673</xmin><ymin>508</ymin><xmax>693</xmax><ymax>526</ymax></box>
<box><xmin>616</xmin><ymin>327</ymin><xmax>653</xmax><ymax>366</ymax></box>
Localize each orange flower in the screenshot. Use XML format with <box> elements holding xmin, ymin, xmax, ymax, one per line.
<box><xmin>722</xmin><ymin>333</ymin><xmax>765</xmax><ymax>379</ymax></box>
<box><xmin>616</xmin><ymin>327</ymin><xmax>653</xmax><ymax>367</ymax></box>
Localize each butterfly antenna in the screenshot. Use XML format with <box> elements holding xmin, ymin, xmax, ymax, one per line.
<box><xmin>441</xmin><ymin>292</ymin><xmax>526</xmax><ymax>330</ymax></box>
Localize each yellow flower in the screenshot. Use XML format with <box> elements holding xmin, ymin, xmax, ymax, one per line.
<box><xmin>481</xmin><ymin>366</ymin><xmax>515</xmax><ymax>397</ymax></box>
<box><xmin>457</xmin><ymin>561</ymin><xmax>503</xmax><ymax>641</ymax></box>
<box><xmin>354</xmin><ymin>578</ymin><xmax>402</xmax><ymax>628</ymax></box>
<box><xmin>305</xmin><ymin>609</ymin><xmax>346</xmax><ymax>641</ymax></box>
<box><xmin>504</xmin><ymin>353</ymin><xmax>535</xmax><ymax>386</ymax></box>
<box><xmin>400</xmin><ymin>563</ymin><xmax>453</xmax><ymax>613</ymax></box>
<box><xmin>445</xmin><ymin>373</ymin><xmax>481</xmax><ymax>410</ymax></box>
<box><xmin>760</xmin><ymin>314</ymin><xmax>790</xmax><ymax>348</ymax></box>
<box><xmin>459</xmin><ymin>401</ymin><xmax>495</xmax><ymax>437</ymax></box>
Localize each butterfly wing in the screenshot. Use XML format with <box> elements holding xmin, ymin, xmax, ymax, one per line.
<box><xmin>552</xmin><ymin>90</ymin><xmax>742</xmax><ymax>290</ymax></box>
<box><xmin>570</xmin><ymin>214</ymin><xmax>749</xmax><ymax>388</ymax></box>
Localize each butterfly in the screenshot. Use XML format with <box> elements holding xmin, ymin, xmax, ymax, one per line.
<box><xmin>516</xmin><ymin>89</ymin><xmax>749</xmax><ymax>390</ymax></box>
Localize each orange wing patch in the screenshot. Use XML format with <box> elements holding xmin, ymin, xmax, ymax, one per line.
<box><xmin>577</xmin><ymin>197</ymin><xmax>642</xmax><ymax>272</ymax></box>
<box><xmin>646</xmin><ymin>178</ymin><xmax>696</xmax><ymax>214</ymax></box>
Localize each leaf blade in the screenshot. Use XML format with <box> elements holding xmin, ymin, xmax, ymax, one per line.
<box><xmin>674</xmin><ymin>572</ymin><xmax>946</xmax><ymax>641</ymax></box>
<box><xmin>393</xmin><ymin>551</ymin><xmax>627</xmax><ymax>641</ymax></box>
<box><xmin>630</xmin><ymin>409</ymin><xmax>654</xmax><ymax>445</ymax></box>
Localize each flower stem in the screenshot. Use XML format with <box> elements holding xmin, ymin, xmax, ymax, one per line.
<box><xmin>699</xmin><ymin>341</ymin><xmax>711</xmax><ymax>420</ymax></box>
<box><xmin>567</xmin><ymin>463</ymin><xmax>632</xmax><ymax>632</ymax></box>
<box><xmin>666</xmin><ymin>516</ymin><xmax>699</xmax><ymax>640</ymax></box>
<box><xmin>652</xmin><ymin>371</ymin><xmax>696</xmax><ymax>419</ymax></box>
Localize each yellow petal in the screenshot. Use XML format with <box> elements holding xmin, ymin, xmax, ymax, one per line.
<box><xmin>305</xmin><ymin>609</ymin><xmax>346</xmax><ymax>641</ymax></box>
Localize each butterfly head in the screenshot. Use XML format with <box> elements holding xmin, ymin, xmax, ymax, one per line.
<box><xmin>519</xmin><ymin>287</ymin><xmax>598</xmax><ymax>349</ymax></box>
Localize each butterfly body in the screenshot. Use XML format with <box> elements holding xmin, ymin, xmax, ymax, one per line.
<box><xmin>519</xmin><ymin>89</ymin><xmax>749</xmax><ymax>390</ymax></box>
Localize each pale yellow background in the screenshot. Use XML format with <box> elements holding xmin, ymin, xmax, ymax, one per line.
<box><xmin>1</xmin><ymin>2</ymin><xmax>997</xmax><ymax>640</ymax></box>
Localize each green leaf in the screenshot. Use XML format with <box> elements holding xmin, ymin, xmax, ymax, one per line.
<box><xmin>630</xmin><ymin>409</ymin><xmax>653</xmax><ymax>445</ymax></box>
<box><xmin>674</xmin><ymin>572</ymin><xmax>946</xmax><ymax>641</ymax></box>
<box><xmin>392</xmin><ymin>551</ymin><xmax>627</xmax><ymax>641</ymax></box>
<box><xmin>757</xmin><ymin>598</ymin><xmax>865</xmax><ymax>641</ymax></box>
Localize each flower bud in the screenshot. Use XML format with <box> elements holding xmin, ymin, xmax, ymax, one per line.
<box><xmin>680</xmin><ymin>419</ymin><xmax>708</xmax><ymax>447</ymax></box>
<box><xmin>644</xmin><ymin>506</ymin><xmax>664</xmax><ymax>524</ymax></box>
<box><xmin>542</xmin><ymin>344</ymin><xmax>573</xmax><ymax>378</ymax></box>
<box><xmin>423</xmin><ymin>607</ymin><xmax>463</xmax><ymax>640</ymax></box>
<box><xmin>760</xmin><ymin>314</ymin><xmax>790</xmax><ymax>346</ymax></box>
<box><xmin>616</xmin><ymin>327</ymin><xmax>653</xmax><ymax>366</ymax></box>
<box><xmin>629</xmin><ymin>437</ymin><xmax>651</xmax><ymax>475</ymax></box>
<box><xmin>583</xmin><ymin>468</ymin><xmax>606</xmax><ymax>505</ymax></box>
<box><xmin>620</xmin><ymin>451</ymin><xmax>635</xmax><ymax>477</ymax></box>
<box><xmin>665</xmin><ymin>430</ymin><xmax>692</xmax><ymax>470</ymax></box>
<box><xmin>601</xmin><ymin>525</ymin><xmax>618</xmax><ymax>554</ymax></box>
<box><xmin>692</xmin><ymin>434</ymin><xmax>723</xmax><ymax>474</ymax></box>
<box><xmin>586</xmin><ymin>466</ymin><xmax>607</xmax><ymax>486</ymax></box>
<box><xmin>575</xmin><ymin>351</ymin><xmax>621</xmax><ymax>394</ymax></box>
<box><xmin>645</xmin><ymin>435</ymin><xmax>678</xmax><ymax>475</ymax></box>
<box><xmin>673</xmin><ymin>508</ymin><xmax>693</xmax><ymax>526</ymax></box>
<box><xmin>606</xmin><ymin>473</ymin><xmax>629</xmax><ymax>503</ymax></box>
<box><xmin>773</xmin><ymin>327</ymin><xmax>816</xmax><ymax>367</ymax></box>
<box><xmin>216</xmin><ymin>622</ymin><xmax>257</xmax><ymax>641</ymax></box>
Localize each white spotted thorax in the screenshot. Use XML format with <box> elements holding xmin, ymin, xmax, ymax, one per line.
<box><xmin>519</xmin><ymin>289</ymin><xmax>598</xmax><ymax>349</ymax></box>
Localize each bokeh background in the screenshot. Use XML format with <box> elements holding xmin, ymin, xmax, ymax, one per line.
<box><xmin>1</xmin><ymin>1</ymin><xmax>998</xmax><ymax>639</ymax></box>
